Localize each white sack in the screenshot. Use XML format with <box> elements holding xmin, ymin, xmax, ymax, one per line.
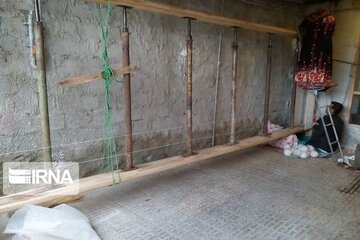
<box><xmin>4</xmin><ymin>204</ymin><xmax>100</xmax><ymax>240</ymax></box>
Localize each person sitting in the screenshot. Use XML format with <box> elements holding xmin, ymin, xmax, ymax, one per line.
<box><xmin>308</xmin><ymin>101</ymin><xmax>344</xmax><ymax>154</ymax></box>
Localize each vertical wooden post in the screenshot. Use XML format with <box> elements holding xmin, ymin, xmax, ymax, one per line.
<box><xmin>121</xmin><ymin>7</ymin><xmax>133</xmax><ymax>170</ymax></box>
<box><xmin>262</xmin><ymin>33</ymin><xmax>273</xmax><ymax>135</ymax></box>
<box><xmin>230</xmin><ymin>27</ymin><xmax>238</xmax><ymax>145</ymax></box>
<box><xmin>186</xmin><ymin>18</ymin><xmax>193</xmax><ymax>156</ymax></box>
<box><xmin>35</xmin><ymin>0</ymin><xmax>52</xmax><ymax>162</ymax></box>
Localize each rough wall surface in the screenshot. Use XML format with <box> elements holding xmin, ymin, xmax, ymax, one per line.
<box><xmin>0</xmin><ymin>0</ymin><xmax>301</xmax><ymax>176</ymax></box>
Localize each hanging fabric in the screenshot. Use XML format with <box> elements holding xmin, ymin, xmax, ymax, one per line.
<box><xmin>294</xmin><ymin>9</ymin><xmax>336</xmax><ymax>90</ymax></box>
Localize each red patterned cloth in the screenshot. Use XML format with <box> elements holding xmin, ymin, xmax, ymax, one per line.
<box><xmin>295</xmin><ymin>9</ymin><xmax>336</xmax><ymax>90</ymax></box>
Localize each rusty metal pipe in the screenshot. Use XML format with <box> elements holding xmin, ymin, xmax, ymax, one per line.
<box><xmin>121</xmin><ymin>7</ymin><xmax>133</xmax><ymax>170</ymax></box>
<box><xmin>34</xmin><ymin>1</ymin><xmax>52</xmax><ymax>162</ymax></box>
<box><xmin>290</xmin><ymin>38</ymin><xmax>299</xmax><ymax>128</ymax></box>
<box><xmin>230</xmin><ymin>27</ymin><xmax>238</xmax><ymax>145</ymax></box>
<box><xmin>262</xmin><ymin>33</ymin><xmax>273</xmax><ymax>135</ymax></box>
<box><xmin>186</xmin><ymin>18</ymin><xmax>193</xmax><ymax>156</ymax></box>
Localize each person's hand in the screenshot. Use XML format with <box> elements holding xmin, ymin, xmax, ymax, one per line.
<box><xmin>313</xmin><ymin>113</ymin><xmax>320</xmax><ymax>122</ymax></box>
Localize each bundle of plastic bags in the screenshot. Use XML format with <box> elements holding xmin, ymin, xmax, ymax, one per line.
<box><xmin>267</xmin><ymin>121</ymin><xmax>298</xmax><ymax>149</ymax></box>
<box><xmin>283</xmin><ymin>144</ymin><xmax>319</xmax><ymax>159</ymax></box>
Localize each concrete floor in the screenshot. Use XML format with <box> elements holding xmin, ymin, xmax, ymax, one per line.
<box><xmin>1</xmin><ymin>148</ymin><xmax>360</xmax><ymax>239</ymax></box>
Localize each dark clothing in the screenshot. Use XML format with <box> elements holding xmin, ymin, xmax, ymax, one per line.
<box><xmin>308</xmin><ymin>115</ymin><xmax>344</xmax><ymax>152</ymax></box>
<box><xmin>294</xmin><ymin>9</ymin><xmax>336</xmax><ymax>90</ymax></box>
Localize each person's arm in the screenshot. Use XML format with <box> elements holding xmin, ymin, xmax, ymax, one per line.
<box><xmin>334</xmin><ymin>117</ymin><xmax>344</xmax><ymax>139</ymax></box>
<box><xmin>312</xmin><ymin>117</ymin><xmax>326</xmax><ymax>137</ymax></box>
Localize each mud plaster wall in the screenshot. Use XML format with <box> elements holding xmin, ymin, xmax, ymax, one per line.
<box><xmin>0</xmin><ymin>0</ymin><xmax>303</xmax><ymax>176</ymax></box>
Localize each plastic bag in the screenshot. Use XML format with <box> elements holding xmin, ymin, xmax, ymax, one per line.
<box><xmin>4</xmin><ymin>204</ymin><xmax>100</xmax><ymax>240</ymax></box>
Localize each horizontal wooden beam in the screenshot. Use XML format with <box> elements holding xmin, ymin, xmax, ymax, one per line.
<box><xmin>0</xmin><ymin>127</ymin><xmax>303</xmax><ymax>213</ymax></box>
<box><xmin>59</xmin><ymin>65</ymin><xmax>138</xmax><ymax>87</ymax></box>
<box><xmin>87</xmin><ymin>0</ymin><xmax>297</xmax><ymax>37</ymax></box>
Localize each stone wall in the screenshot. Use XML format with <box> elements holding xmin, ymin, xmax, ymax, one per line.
<box><xmin>0</xmin><ymin>0</ymin><xmax>303</xmax><ymax>176</ymax></box>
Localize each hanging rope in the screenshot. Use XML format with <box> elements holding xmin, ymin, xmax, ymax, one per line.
<box><xmin>97</xmin><ymin>1</ymin><xmax>120</xmax><ymax>184</ymax></box>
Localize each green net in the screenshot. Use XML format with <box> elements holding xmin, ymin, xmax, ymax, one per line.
<box><xmin>96</xmin><ymin>2</ymin><xmax>120</xmax><ymax>184</ymax></box>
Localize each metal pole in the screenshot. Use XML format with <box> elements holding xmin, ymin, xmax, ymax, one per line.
<box><xmin>34</xmin><ymin>0</ymin><xmax>52</xmax><ymax>162</ymax></box>
<box><xmin>211</xmin><ymin>0</ymin><xmax>225</xmax><ymax>147</ymax></box>
<box><xmin>186</xmin><ymin>18</ymin><xmax>193</xmax><ymax>156</ymax></box>
<box><xmin>262</xmin><ymin>33</ymin><xmax>273</xmax><ymax>135</ymax></box>
<box><xmin>121</xmin><ymin>7</ymin><xmax>133</xmax><ymax>170</ymax></box>
<box><xmin>290</xmin><ymin>38</ymin><xmax>299</xmax><ymax>128</ymax></box>
<box><xmin>34</xmin><ymin>0</ymin><xmax>41</xmax><ymax>22</ymax></box>
<box><xmin>230</xmin><ymin>27</ymin><xmax>238</xmax><ymax>145</ymax></box>
<box><xmin>211</xmin><ymin>32</ymin><xmax>222</xmax><ymax>147</ymax></box>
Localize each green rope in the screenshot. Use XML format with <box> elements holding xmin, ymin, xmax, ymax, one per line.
<box><xmin>97</xmin><ymin>2</ymin><xmax>120</xmax><ymax>184</ymax></box>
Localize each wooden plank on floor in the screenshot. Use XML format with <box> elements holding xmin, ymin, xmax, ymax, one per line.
<box><xmin>59</xmin><ymin>65</ymin><xmax>138</xmax><ymax>87</ymax></box>
<box><xmin>87</xmin><ymin>0</ymin><xmax>297</xmax><ymax>37</ymax></box>
<box><xmin>0</xmin><ymin>127</ymin><xmax>303</xmax><ymax>213</ymax></box>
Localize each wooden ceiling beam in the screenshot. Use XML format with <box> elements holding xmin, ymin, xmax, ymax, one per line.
<box><xmin>87</xmin><ymin>0</ymin><xmax>297</xmax><ymax>37</ymax></box>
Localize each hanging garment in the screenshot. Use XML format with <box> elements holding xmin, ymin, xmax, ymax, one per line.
<box><xmin>295</xmin><ymin>9</ymin><xmax>336</xmax><ymax>90</ymax></box>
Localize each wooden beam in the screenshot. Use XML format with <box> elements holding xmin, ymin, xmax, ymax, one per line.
<box><xmin>0</xmin><ymin>127</ymin><xmax>303</xmax><ymax>213</ymax></box>
<box><xmin>59</xmin><ymin>65</ymin><xmax>138</xmax><ymax>87</ymax></box>
<box><xmin>87</xmin><ymin>0</ymin><xmax>297</xmax><ymax>37</ymax></box>
<box><xmin>0</xmin><ymin>188</ymin><xmax>83</xmax><ymax>211</ymax></box>
<box><xmin>344</xmin><ymin>34</ymin><xmax>360</xmax><ymax>123</ymax></box>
